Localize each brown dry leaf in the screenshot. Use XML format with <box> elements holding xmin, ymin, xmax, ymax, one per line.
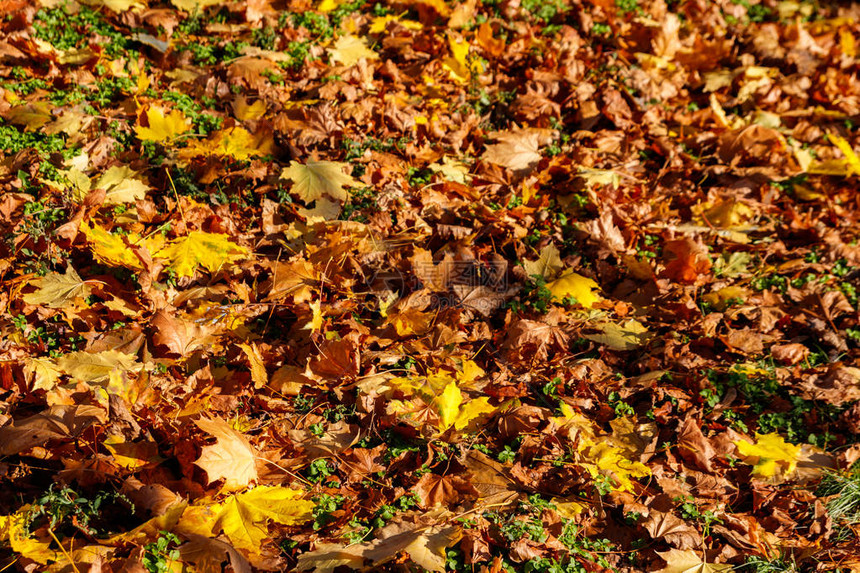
<box><xmin>151</xmin><ymin>311</ymin><xmax>217</xmax><ymax>357</ymax></box>
<box><xmin>194</xmin><ymin>418</ymin><xmax>259</xmax><ymax>491</ymax></box>
<box><xmin>677</xmin><ymin>417</ymin><xmax>716</xmax><ymax>473</ymax></box>
<box><xmin>412</xmin><ymin>473</ymin><xmax>478</xmax><ymax>508</ymax></box>
<box><xmin>363</xmin><ymin>512</ymin><xmax>462</xmax><ymax>572</ymax></box>
<box><xmin>0</xmin><ymin>405</ymin><xmax>106</xmax><ymax>455</ymax></box>
<box><xmin>644</xmin><ymin>511</ymin><xmax>701</xmax><ymax>550</ymax></box>
<box><xmin>482</xmin><ymin>130</ymin><xmax>546</xmax><ymax>173</ymax></box>
<box><xmin>662</xmin><ymin>238</ymin><xmax>712</xmax><ymax>284</ymax></box>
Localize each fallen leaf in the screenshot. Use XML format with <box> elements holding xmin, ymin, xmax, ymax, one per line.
<box><xmin>23</xmin><ymin>267</ymin><xmax>92</xmax><ymax>308</ymax></box>
<box><xmin>733</xmin><ymin>433</ymin><xmax>802</xmax><ymax>480</ymax></box>
<box><xmin>135</xmin><ymin>106</ymin><xmax>192</xmax><ymax>143</ymax></box>
<box><xmin>194</xmin><ymin>417</ymin><xmax>259</xmax><ymax>491</ymax></box>
<box><xmin>281</xmin><ymin>160</ymin><xmax>359</xmax><ymax>203</ymax></box>
<box><xmin>328</xmin><ymin>35</ymin><xmax>378</xmax><ymax>67</ymax></box>
<box><xmin>655</xmin><ymin>549</ymin><xmax>732</xmax><ymax>573</ymax></box>
<box><xmin>161</xmin><ymin>231</ymin><xmax>249</xmax><ymax>278</ymax></box>
<box><xmin>214</xmin><ymin>486</ymin><xmax>315</xmax><ymax>553</ymax></box>
<box><xmin>56</xmin><ymin>349</ymin><xmax>139</xmax><ymax>385</ymax></box>
<box><xmin>547</xmin><ymin>272</ymin><xmax>602</xmax><ymax>308</ymax></box>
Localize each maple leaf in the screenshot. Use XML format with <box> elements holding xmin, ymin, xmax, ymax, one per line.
<box><xmin>363</xmin><ymin>512</ymin><xmax>462</xmax><ymax>572</ymax></box>
<box><xmin>523</xmin><ymin>243</ymin><xmax>563</xmax><ymax>281</ymax></box>
<box><xmin>328</xmin><ymin>35</ymin><xmax>379</xmax><ymax>67</ymax></box>
<box><xmin>582</xmin><ymin>320</ymin><xmax>650</xmax><ymax>351</ymax></box>
<box><xmin>482</xmin><ymin>130</ymin><xmax>543</xmax><ymax>172</ymax></box>
<box><xmin>96</xmin><ymin>165</ymin><xmax>151</xmax><ymax>205</ymax></box>
<box><xmin>135</xmin><ymin>106</ymin><xmax>192</xmax><ymax>143</ymax></box>
<box><xmin>280</xmin><ymin>160</ymin><xmax>359</xmax><ymax>203</ymax></box>
<box><xmin>296</xmin><ymin>543</ymin><xmax>366</xmax><ymax>573</ymax></box>
<box><xmin>433</xmin><ymin>382</ymin><xmax>495</xmax><ymax>431</ymax></box>
<box><xmin>238</xmin><ymin>343</ymin><xmax>268</xmax><ymax>388</ymax></box>
<box><xmin>81</xmin><ymin>223</ymin><xmax>168</xmax><ymax>272</ymax></box>
<box><xmin>24</xmin><ymin>358</ymin><xmax>63</xmax><ymax>392</ymax></box>
<box><xmin>161</xmin><ymin>231</ymin><xmax>249</xmax><ymax>278</ymax></box>
<box><xmin>807</xmin><ymin>133</ymin><xmax>860</xmax><ymax>176</ymax></box>
<box><xmin>213</xmin><ymin>486</ymin><xmax>315</xmax><ymax>553</ymax></box>
<box><xmin>194</xmin><ymin>418</ymin><xmax>259</xmax><ymax>491</ymax></box>
<box><xmin>733</xmin><ymin>433</ymin><xmax>802</xmax><ymax>479</ymax></box>
<box><xmin>22</xmin><ymin>267</ymin><xmax>92</xmax><ymax>308</ymax></box>
<box><xmin>547</xmin><ymin>272</ymin><xmax>603</xmax><ymax>308</ymax></box>
<box><xmin>56</xmin><ymin>350</ymin><xmax>139</xmax><ymax>385</ymax></box>
<box><xmin>0</xmin><ymin>506</ymin><xmax>59</xmax><ymax>565</ymax></box>
<box><xmin>655</xmin><ymin>550</ymin><xmax>732</xmax><ymax>573</ymax></box>
<box><xmin>181</xmin><ymin>126</ymin><xmax>273</xmax><ymax>161</ymax></box>
<box><xmin>443</xmin><ymin>33</ymin><xmax>482</xmax><ymax>84</ymax></box>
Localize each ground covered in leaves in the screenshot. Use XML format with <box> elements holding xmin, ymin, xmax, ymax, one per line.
<box><xmin>2</xmin><ymin>0</ymin><xmax>860</xmax><ymax>571</ymax></box>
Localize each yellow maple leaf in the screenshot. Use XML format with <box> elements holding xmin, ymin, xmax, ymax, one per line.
<box><xmin>161</xmin><ymin>231</ymin><xmax>248</xmax><ymax>278</ymax></box>
<box><xmin>280</xmin><ymin>160</ymin><xmax>359</xmax><ymax>203</ymax></box>
<box><xmin>328</xmin><ymin>35</ymin><xmax>379</xmax><ymax>67</ymax></box>
<box><xmin>81</xmin><ymin>223</ymin><xmax>164</xmax><ymax>270</ymax></box>
<box><xmin>213</xmin><ymin>486</ymin><xmax>314</xmax><ymax>554</ymax></box>
<box><xmin>181</xmin><ymin>126</ymin><xmax>273</xmax><ymax>161</ymax></box>
<box><xmin>23</xmin><ymin>267</ymin><xmax>92</xmax><ymax>309</ymax></box>
<box><xmin>443</xmin><ymin>33</ymin><xmax>482</xmax><ymax>84</ymax></box>
<box><xmin>547</xmin><ymin>272</ymin><xmax>603</xmax><ymax>308</ymax></box>
<box><xmin>433</xmin><ymin>382</ymin><xmax>495</xmax><ymax>431</ymax></box>
<box><xmin>135</xmin><ymin>106</ymin><xmax>191</xmax><ymax>143</ymax></box>
<box><xmin>581</xmin><ymin>441</ymin><xmax>651</xmax><ymax>493</ymax></box>
<box><xmin>0</xmin><ymin>506</ymin><xmax>59</xmax><ymax>565</ymax></box>
<box><xmin>733</xmin><ymin>432</ymin><xmax>802</xmax><ymax>479</ymax></box>
<box><xmin>56</xmin><ymin>349</ymin><xmax>139</xmax><ymax>385</ymax></box>
<box><xmin>369</xmin><ymin>13</ymin><xmax>423</xmax><ymax>33</ymax></box>
<box><xmin>233</xmin><ymin>96</ymin><xmax>268</xmax><ymax>120</ymax></box>
<box><xmin>194</xmin><ymin>418</ymin><xmax>259</xmax><ymax>491</ymax></box>
<box><xmin>807</xmin><ymin>133</ymin><xmax>860</xmax><ymax>176</ymax></box>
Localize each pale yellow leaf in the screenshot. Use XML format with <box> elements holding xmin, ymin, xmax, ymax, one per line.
<box><xmin>96</xmin><ymin>166</ymin><xmax>150</xmax><ymax>205</ymax></box>
<box><xmin>194</xmin><ymin>418</ymin><xmax>259</xmax><ymax>491</ymax></box>
<box><xmin>655</xmin><ymin>549</ymin><xmax>732</xmax><ymax>573</ymax></box>
<box><xmin>328</xmin><ymin>35</ymin><xmax>379</xmax><ymax>67</ymax></box>
<box><xmin>523</xmin><ymin>243</ymin><xmax>562</xmax><ymax>281</ymax></box>
<box><xmin>280</xmin><ymin>161</ymin><xmax>359</xmax><ymax>203</ymax></box>
<box><xmin>23</xmin><ymin>267</ymin><xmax>92</xmax><ymax>308</ymax></box>
<box><xmin>56</xmin><ymin>350</ymin><xmax>139</xmax><ymax>385</ymax></box>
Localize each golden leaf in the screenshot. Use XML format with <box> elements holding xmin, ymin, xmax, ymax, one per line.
<box><xmin>0</xmin><ymin>506</ymin><xmax>59</xmax><ymax>565</ymax></box>
<box><xmin>181</xmin><ymin>126</ymin><xmax>273</xmax><ymax>161</ymax></box>
<box><xmin>547</xmin><ymin>272</ymin><xmax>602</xmax><ymax>308</ymax></box>
<box><xmin>161</xmin><ymin>231</ymin><xmax>249</xmax><ymax>278</ymax></box>
<box><xmin>328</xmin><ymin>35</ymin><xmax>379</xmax><ymax>67</ymax></box>
<box><xmin>56</xmin><ymin>350</ymin><xmax>139</xmax><ymax>385</ymax></box>
<box><xmin>238</xmin><ymin>342</ymin><xmax>268</xmax><ymax>388</ymax></box>
<box><xmin>280</xmin><ymin>160</ymin><xmax>359</xmax><ymax>203</ymax></box>
<box><xmin>135</xmin><ymin>106</ymin><xmax>191</xmax><ymax>143</ymax></box>
<box><xmin>733</xmin><ymin>432</ymin><xmax>802</xmax><ymax>479</ymax></box>
<box><xmin>214</xmin><ymin>486</ymin><xmax>314</xmax><ymax>553</ymax></box>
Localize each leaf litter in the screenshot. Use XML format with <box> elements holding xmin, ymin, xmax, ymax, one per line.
<box><xmin>1</xmin><ymin>0</ymin><xmax>860</xmax><ymax>571</ymax></box>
